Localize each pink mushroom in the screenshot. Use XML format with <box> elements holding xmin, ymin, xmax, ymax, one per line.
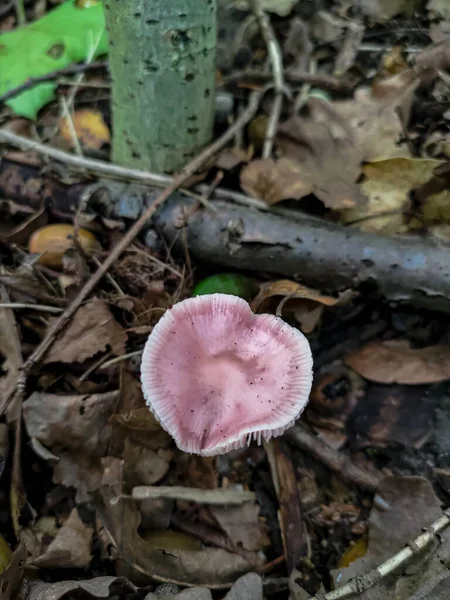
<box><xmin>140</xmin><ymin>293</ymin><xmax>313</xmax><ymax>456</ymax></box>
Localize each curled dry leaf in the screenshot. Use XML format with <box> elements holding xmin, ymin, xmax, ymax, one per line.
<box><xmin>59</xmin><ymin>109</ymin><xmax>110</xmax><ymax>150</ymax></box>
<box><xmin>345</xmin><ymin>340</ymin><xmax>450</xmax><ymax>384</ymax></box>
<box><xmin>252</xmin><ymin>279</ymin><xmax>355</xmax><ymax>333</ymax></box>
<box><xmin>0</xmin><ymin>285</ymin><xmax>22</xmax><ymax>420</ymax></box>
<box><xmin>340</xmin><ymin>157</ymin><xmax>449</xmax><ymax>234</ymax></box>
<box><xmin>32</xmin><ymin>508</ymin><xmax>93</xmax><ymax>569</ymax></box>
<box><xmin>240</xmin><ymin>158</ymin><xmax>313</xmax><ymax>205</ymax></box>
<box><xmin>23</xmin><ymin>390</ymin><xmax>119</xmax><ymax>456</ymax></box>
<box><xmin>43</xmin><ymin>299</ymin><xmax>127</xmax><ymax>364</ymax></box>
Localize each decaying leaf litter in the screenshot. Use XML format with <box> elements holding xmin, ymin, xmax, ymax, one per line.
<box><xmin>1</xmin><ymin>0</ymin><xmax>450</xmax><ymax>599</ymax></box>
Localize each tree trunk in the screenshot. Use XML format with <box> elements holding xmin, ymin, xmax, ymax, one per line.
<box><xmin>104</xmin><ymin>0</ymin><xmax>217</xmax><ymax>173</ymax></box>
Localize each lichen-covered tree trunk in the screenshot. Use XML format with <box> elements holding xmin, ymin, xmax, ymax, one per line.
<box><xmin>104</xmin><ymin>0</ymin><xmax>217</xmax><ymax>173</ymax></box>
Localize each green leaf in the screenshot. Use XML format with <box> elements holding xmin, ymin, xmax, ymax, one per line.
<box><xmin>192</xmin><ymin>274</ymin><xmax>256</xmax><ymax>300</ymax></box>
<box><xmin>0</xmin><ymin>0</ymin><xmax>107</xmax><ymax>120</ymax></box>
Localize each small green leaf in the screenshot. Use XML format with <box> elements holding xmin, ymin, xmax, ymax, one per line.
<box><xmin>0</xmin><ymin>0</ymin><xmax>108</xmax><ymax>120</ymax></box>
<box><xmin>192</xmin><ymin>274</ymin><xmax>256</xmax><ymax>300</ymax></box>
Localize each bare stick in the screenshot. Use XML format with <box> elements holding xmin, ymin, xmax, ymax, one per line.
<box><xmin>311</xmin><ymin>509</ymin><xmax>450</xmax><ymax>599</ymax></box>
<box><xmin>131</xmin><ymin>485</ymin><xmax>255</xmax><ymax>505</ymax></box>
<box><xmin>15</xmin><ymin>0</ymin><xmax>25</xmax><ymax>25</ymax></box>
<box><xmin>224</xmin><ymin>69</ymin><xmax>349</xmax><ymax>91</ymax></box>
<box><xmin>0</xmin><ymin>303</ymin><xmax>63</xmax><ymax>313</ymax></box>
<box><xmin>4</xmin><ymin>90</ymin><xmax>262</xmax><ymax>416</ymax></box>
<box><xmin>251</xmin><ymin>0</ymin><xmax>285</xmax><ymax>158</ymax></box>
<box><xmin>0</xmin><ymin>61</ymin><xmax>108</xmax><ymax>105</ymax></box>
<box><xmin>285</xmin><ymin>426</ymin><xmax>381</xmax><ymax>492</ymax></box>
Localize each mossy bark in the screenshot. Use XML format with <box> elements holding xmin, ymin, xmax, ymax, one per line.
<box><xmin>104</xmin><ymin>0</ymin><xmax>217</xmax><ymax>173</ymax></box>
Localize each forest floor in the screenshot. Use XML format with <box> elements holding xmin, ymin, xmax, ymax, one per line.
<box><xmin>1</xmin><ymin>1</ymin><xmax>450</xmax><ymax>599</ymax></box>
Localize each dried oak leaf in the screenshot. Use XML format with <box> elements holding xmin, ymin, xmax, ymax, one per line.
<box><xmin>33</xmin><ymin>508</ymin><xmax>93</xmax><ymax>569</ymax></box>
<box><xmin>240</xmin><ymin>158</ymin><xmax>313</xmax><ymax>205</ymax></box>
<box><xmin>43</xmin><ymin>299</ymin><xmax>127</xmax><ymax>364</ymax></box>
<box><xmin>23</xmin><ymin>390</ymin><xmax>119</xmax><ymax>456</ymax></box>
<box><xmin>345</xmin><ymin>340</ymin><xmax>450</xmax><ymax>384</ymax></box>
<box><xmin>275</xmin><ymin>100</ymin><xmax>366</xmax><ymax>209</ymax></box>
<box><xmin>332</xmin><ymin>70</ymin><xmax>418</xmax><ymax>161</ymax></box>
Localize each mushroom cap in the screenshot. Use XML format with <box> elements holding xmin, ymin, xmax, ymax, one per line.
<box><xmin>140</xmin><ymin>293</ymin><xmax>313</xmax><ymax>456</ymax></box>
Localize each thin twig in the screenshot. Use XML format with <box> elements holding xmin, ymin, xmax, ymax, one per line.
<box><xmin>91</xmin><ymin>255</ymin><xmax>125</xmax><ymax>295</ymax></box>
<box><xmin>0</xmin><ymin>303</ymin><xmax>63</xmax><ymax>313</ymax></box>
<box><xmin>285</xmin><ymin>426</ymin><xmax>381</xmax><ymax>493</ymax></box>
<box><xmin>224</xmin><ymin>69</ymin><xmax>349</xmax><ymax>91</ymax></box>
<box><xmin>0</xmin><ymin>61</ymin><xmax>108</xmax><ymax>105</ymax></box>
<box><xmin>251</xmin><ymin>0</ymin><xmax>285</xmax><ymax>158</ymax></box>
<box><xmin>313</xmin><ymin>509</ymin><xmax>450</xmax><ymax>599</ymax></box>
<box><xmin>99</xmin><ymin>350</ymin><xmax>143</xmax><ymax>370</ymax></box>
<box><xmin>3</xmin><ymin>90</ymin><xmax>262</xmax><ymax>418</ymax></box>
<box><xmin>60</xmin><ymin>96</ymin><xmax>83</xmax><ymax>157</ymax></box>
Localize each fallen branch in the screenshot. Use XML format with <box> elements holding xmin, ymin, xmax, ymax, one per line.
<box><xmin>0</xmin><ymin>91</ymin><xmax>262</xmax><ymax>417</ymax></box>
<box><xmin>285</xmin><ymin>426</ymin><xmax>381</xmax><ymax>493</ymax></box>
<box><xmin>311</xmin><ymin>509</ymin><xmax>450</xmax><ymax>599</ymax></box>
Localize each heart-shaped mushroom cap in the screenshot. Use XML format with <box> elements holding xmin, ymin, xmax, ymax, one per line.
<box><xmin>141</xmin><ymin>294</ymin><xmax>313</xmax><ymax>455</ymax></box>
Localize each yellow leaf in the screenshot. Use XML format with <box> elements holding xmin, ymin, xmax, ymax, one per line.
<box><xmin>59</xmin><ymin>108</ymin><xmax>110</xmax><ymax>150</ymax></box>
<box><xmin>340</xmin><ymin>157</ymin><xmax>446</xmax><ymax>234</ymax></box>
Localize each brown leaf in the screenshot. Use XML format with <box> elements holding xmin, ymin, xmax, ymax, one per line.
<box><xmin>111</xmin><ymin>407</ymin><xmax>172</xmax><ymax>450</ymax></box>
<box><xmin>102</xmin><ymin>496</ymin><xmax>254</xmax><ymax>585</ymax></box>
<box><xmin>53</xmin><ymin>453</ymin><xmax>123</xmax><ymax>504</ymax></box>
<box><xmin>43</xmin><ymin>299</ymin><xmax>127</xmax><ymax>364</ymax></box>
<box><xmin>0</xmin><ymin>285</ymin><xmax>22</xmax><ymax>420</ymax></box>
<box><xmin>332</xmin><ymin>476</ymin><xmax>442</xmax><ymax>600</ymax></box>
<box><xmin>0</xmin><ymin>205</ymin><xmax>48</xmax><ymax>246</ymax></box>
<box><xmin>252</xmin><ymin>279</ymin><xmax>355</xmax><ymax>332</ymax></box>
<box><xmin>210</xmin><ymin>503</ymin><xmax>269</xmax><ymax>552</ymax></box>
<box><xmin>23</xmin><ymin>390</ymin><xmax>119</xmax><ymax>456</ymax></box>
<box><xmin>33</xmin><ymin>508</ymin><xmax>93</xmax><ymax>569</ymax></box>
<box><xmin>345</xmin><ymin>340</ymin><xmax>450</xmax><ymax>384</ymax></box>
<box><xmin>240</xmin><ymin>158</ymin><xmax>313</xmax><ymax>204</ymax></box>
<box><xmin>276</xmin><ymin>101</ymin><xmax>366</xmax><ymax>209</ymax></box>
<box><xmin>123</xmin><ymin>438</ymin><xmax>171</xmax><ymax>487</ymax></box>
<box><xmin>416</xmin><ymin>39</ymin><xmax>450</xmax><ymax>84</ymax></box>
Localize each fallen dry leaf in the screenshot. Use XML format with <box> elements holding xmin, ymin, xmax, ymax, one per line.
<box><xmin>59</xmin><ymin>108</ymin><xmax>110</xmax><ymax>150</ymax></box>
<box><xmin>53</xmin><ymin>453</ymin><xmax>123</xmax><ymax>504</ymax></box>
<box><xmin>28</xmin><ymin>577</ymin><xmax>136</xmax><ymax>600</ymax></box>
<box><xmin>345</xmin><ymin>340</ymin><xmax>450</xmax><ymax>384</ymax></box>
<box><xmin>102</xmin><ymin>496</ymin><xmax>255</xmax><ymax>585</ymax></box>
<box><xmin>332</xmin><ymin>476</ymin><xmax>443</xmax><ymax>600</ymax></box>
<box><xmin>0</xmin><ymin>542</ymin><xmax>26</xmax><ymax>600</ymax></box>
<box><xmin>111</xmin><ymin>407</ymin><xmax>172</xmax><ymax>450</ymax></box>
<box><xmin>0</xmin><ymin>285</ymin><xmax>22</xmax><ymax>420</ymax></box>
<box><xmin>240</xmin><ymin>158</ymin><xmax>313</xmax><ymax>205</ymax></box>
<box><xmin>0</xmin><ymin>205</ymin><xmax>48</xmax><ymax>246</ymax></box>
<box><xmin>33</xmin><ymin>508</ymin><xmax>93</xmax><ymax>569</ymax></box>
<box><xmin>43</xmin><ymin>299</ymin><xmax>127</xmax><ymax>364</ymax></box>
<box><xmin>123</xmin><ymin>438</ymin><xmax>172</xmax><ymax>486</ymax></box>
<box><xmin>23</xmin><ymin>390</ymin><xmax>119</xmax><ymax>456</ymax></box>
<box><xmin>332</xmin><ymin>70</ymin><xmax>418</xmax><ymax>162</ymax></box>
<box><xmin>211</xmin><ymin>503</ymin><xmax>269</xmax><ymax>552</ymax></box>
<box><xmin>276</xmin><ymin>101</ymin><xmax>366</xmax><ymax>209</ymax></box>
<box><xmin>252</xmin><ymin>279</ymin><xmax>355</xmax><ymax>333</ymax></box>
<box><xmin>415</xmin><ymin>39</ymin><xmax>450</xmax><ymax>84</ymax></box>
<box><xmin>340</xmin><ymin>157</ymin><xmax>449</xmax><ymax>234</ymax></box>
